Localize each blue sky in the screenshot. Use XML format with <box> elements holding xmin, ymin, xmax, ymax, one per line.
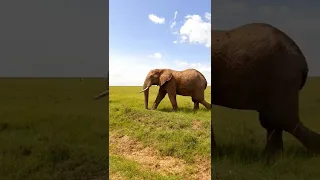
<box><xmin>109</xmin><ymin>0</ymin><xmax>211</xmax><ymax>86</ymax></box>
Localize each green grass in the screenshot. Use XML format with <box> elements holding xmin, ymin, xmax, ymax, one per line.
<box><xmin>109</xmin><ymin>86</ymin><xmax>211</xmax><ymax>178</ymax></box>
<box><xmin>2</xmin><ymin>77</ymin><xmax>319</xmax><ymax>179</ymax></box>
<box><xmin>110</xmin><ymin>155</ymin><xmax>180</xmax><ymax>180</ymax></box>
<box><xmin>212</xmin><ymin>77</ymin><xmax>320</xmax><ymax>180</ymax></box>
<box><xmin>0</xmin><ymin>78</ymin><xmax>108</xmax><ymax>180</ymax></box>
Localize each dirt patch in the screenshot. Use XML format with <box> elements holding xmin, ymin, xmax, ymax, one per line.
<box><xmin>192</xmin><ymin>120</ymin><xmax>202</xmax><ymax>130</ymax></box>
<box><xmin>109</xmin><ymin>133</ymin><xmax>210</xmax><ymax>180</ymax></box>
<box><xmin>109</xmin><ymin>172</ymin><xmax>125</xmax><ymax>180</ymax></box>
<box><xmin>193</xmin><ymin>156</ymin><xmax>211</xmax><ymax>180</ymax></box>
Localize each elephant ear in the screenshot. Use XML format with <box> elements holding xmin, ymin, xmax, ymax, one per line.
<box><xmin>159</xmin><ymin>71</ymin><xmax>173</xmax><ymax>86</ymax></box>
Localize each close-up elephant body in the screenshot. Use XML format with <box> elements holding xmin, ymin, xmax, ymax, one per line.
<box><xmin>141</xmin><ymin>68</ymin><xmax>211</xmax><ymax>111</ymax></box>
<box><xmin>211</xmin><ymin>22</ymin><xmax>320</xmax><ymax>154</ymax></box>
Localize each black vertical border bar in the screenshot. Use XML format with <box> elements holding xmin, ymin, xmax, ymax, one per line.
<box><xmin>210</xmin><ymin>1</ymin><xmax>214</xmax><ymax>179</ymax></box>
<box><xmin>106</xmin><ymin>0</ymin><xmax>110</xmax><ymax>178</ymax></box>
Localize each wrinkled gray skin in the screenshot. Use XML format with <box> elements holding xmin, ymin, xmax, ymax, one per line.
<box><xmin>211</xmin><ymin>23</ymin><xmax>320</xmax><ymax>154</ymax></box>
<box><xmin>141</xmin><ymin>68</ymin><xmax>211</xmax><ymax>111</ymax></box>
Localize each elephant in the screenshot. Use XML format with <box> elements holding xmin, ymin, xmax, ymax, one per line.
<box><xmin>141</xmin><ymin>68</ymin><xmax>211</xmax><ymax>111</ymax></box>
<box><xmin>211</xmin><ymin>22</ymin><xmax>320</xmax><ymax>154</ymax></box>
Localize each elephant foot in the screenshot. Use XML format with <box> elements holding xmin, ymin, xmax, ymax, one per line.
<box><xmin>262</xmin><ymin>145</ymin><xmax>283</xmax><ymax>156</ymax></box>
<box><xmin>205</xmin><ymin>103</ymin><xmax>212</xmax><ymax>110</ymax></box>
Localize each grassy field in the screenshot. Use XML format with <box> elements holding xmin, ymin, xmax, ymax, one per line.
<box><xmin>2</xmin><ymin>78</ymin><xmax>320</xmax><ymax>180</ymax></box>
<box><xmin>212</xmin><ymin>77</ymin><xmax>320</xmax><ymax>180</ymax></box>
<box><xmin>109</xmin><ymin>86</ymin><xmax>211</xmax><ymax>179</ymax></box>
<box><xmin>0</xmin><ymin>78</ymin><xmax>108</xmax><ymax>180</ymax></box>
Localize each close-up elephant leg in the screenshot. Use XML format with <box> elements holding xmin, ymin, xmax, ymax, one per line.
<box><xmin>194</xmin><ymin>102</ymin><xmax>200</xmax><ymax>110</ymax></box>
<box><xmin>264</xmin><ymin>128</ymin><xmax>284</xmax><ymax>154</ymax></box>
<box><xmin>167</xmin><ymin>91</ymin><xmax>178</xmax><ymax>111</ymax></box>
<box><xmin>152</xmin><ymin>90</ymin><xmax>167</xmax><ymax>110</ymax></box>
<box><xmin>259</xmin><ymin>113</ymin><xmax>284</xmax><ymax>154</ymax></box>
<box><xmin>200</xmin><ymin>100</ymin><xmax>212</xmax><ymax>110</ymax></box>
<box><xmin>192</xmin><ymin>98</ymin><xmax>200</xmax><ymax>110</ymax></box>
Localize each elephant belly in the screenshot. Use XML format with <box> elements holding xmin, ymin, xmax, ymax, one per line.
<box><xmin>176</xmin><ymin>88</ymin><xmax>193</xmax><ymax>96</ymax></box>
<box><xmin>211</xmin><ymin>85</ymin><xmax>261</xmax><ymax>110</ymax></box>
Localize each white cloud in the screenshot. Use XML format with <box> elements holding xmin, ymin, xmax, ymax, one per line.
<box><xmin>169</xmin><ymin>11</ymin><xmax>178</xmax><ymax>29</ymax></box>
<box><xmin>148</xmin><ymin>14</ymin><xmax>165</xmax><ymax>24</ymax></box>
<box><xmin>148</xmin><ymin>52</ymin><xmax>162</xmax><ymax>59</ymax></box>
<box><xmin>170</xmin><ymin>21</ymin><xmax>176</xmax><ymax>29</ymax></box>
<box><xmin>108</xmin><ymin>11</ymin><xmax>212</xmax><ymax>86</ymax></box>
<box><xmin>173</xmin><ymin>12</ymin><xmax>211</xmax><ymax>47</ymax></box>
<box><xmin>109</xmin><ymin>53</ymin><xmax>211</xmax><ymax>86</ymax></box>
<box><xmin>173</xmin><ymin>11</ymin><xmax>178</xmax><ymax>19</ymax></box>
<box><xmin>169</xmin><ymin>11</ymin><xmax>179</xmax><ymax>34</ymax></box>
<box><xmin>204</xmin><ymin>12</ymin><xmax>211</xmax><ymax>21</ymax></box>
<box><xmin>174</xmin><ymin>60</ymin><xmax>211</xmax><ymax>85</ymax></box>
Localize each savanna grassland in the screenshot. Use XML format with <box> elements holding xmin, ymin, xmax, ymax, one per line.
<box><xmin>0</xmin><ymin>78</ymin><xmax>108</xmax><ymax>180</ymax></box>
<box><xmin>2</xmin><ymin>78</ymin><xmax>320</xmax><ymax>180</ymax></box>
<box><xmin>212</xmin><ymin>77</ymin><xmax>320</xmax><ymax>180</ymax></box>
<box><xmin>109</xmin><ymin>86</ymin><xmax>211</xmax><ymax>180</ymax></box>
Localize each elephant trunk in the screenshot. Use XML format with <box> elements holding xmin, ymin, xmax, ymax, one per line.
<box><xmin>290</xmin><ymin>122</ymin><xmax>320</xmax><ymax>153</ymax></box>
<box><xmin>142</xmin><ymin>80</ymin><xmax>151</xmax><ymax>109</ymax></box>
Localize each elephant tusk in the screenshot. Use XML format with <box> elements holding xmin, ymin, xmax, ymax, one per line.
<box><xmin>140</xmin><ymin>86</ymin><xmax>150</xmax><ymax>93</ymax></box>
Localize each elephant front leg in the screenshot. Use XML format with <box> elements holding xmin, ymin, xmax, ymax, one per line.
<box><xmin>167</xmin><ymin>91</ymin><xmax>178</xmax><ymax>111</ymax></box>
<box><xmin>152</xmin><ymin>90</ymin><xmax>167</xmax><ymax>110</ymax></box>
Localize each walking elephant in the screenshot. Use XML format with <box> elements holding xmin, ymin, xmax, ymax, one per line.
<box><xmin>211</xmin><ymin>22</ymin><xmax>320</xmax><ymax>154</ymax></box>
<box><xmin>141</xmin><ymin>68</ymin><xmax>211</xmax><ymax>111</ymax></box>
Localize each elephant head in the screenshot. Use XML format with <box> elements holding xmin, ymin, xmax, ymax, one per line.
<box><xmin>140</xmin><ymin>69</ymin><xmax>173</xmax><ymax>109</ymax></box>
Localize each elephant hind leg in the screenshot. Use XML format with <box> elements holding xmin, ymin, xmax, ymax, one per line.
<box><xmin>270</xmin><ymin>90</ymin><xmax>320</xmax><ymax>152</ymax></box>
<box><xmin>192</xmin><ymin>98</ymin><xmax>200</xmax><ymax>110</ymax></box>
<box><xmin>259</xmin><ymin>88</ymin><xmax>302</xmax><ymax>154</ymax></box>
<box><xmin>193</xmin><ymin>92</ymin><xmax>211</xmax><ymax>110</ymax></box>
<box><xmin>259</xmin><ymin>113</ymin><xmax>284</xmax><ymax>154</ymax></box>
<box><xmin>194</xmin><ymin>102</ymin><xmax>200</xmax><ymax>110</ymax></box>
<box><xmin>200</xmin><ymin>100</ymin><xmax>212</xmax><ymax>110</ymax></box>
